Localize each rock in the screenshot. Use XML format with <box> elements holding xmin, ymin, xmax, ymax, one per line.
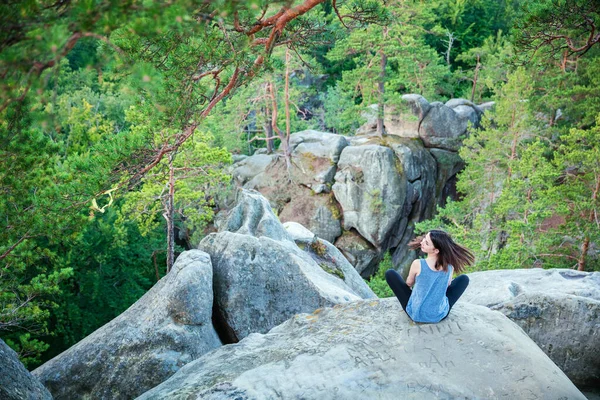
<box><xmin>232</xmin><ymin>154</ymin><xmax>274</xmax><ymax>186</ymax></box>
<box><xmin>33</xmin><ymin>250</ymin><xmax>221</xmax><ymax>400</ymax></box>
<box><xmin>418</xmin><ymin>102</ymin><xmax>469</xmax><ymax>151</ymax></box>
<box><xmin>386</xmin><ymin>136</ymin><xmax>437</xmax><ymax>221</ymax></box>
<box><xmin>334</xmin><ymin>229</ymin><xmax>380</xmax><ymax>277</ymax></box>
<box><xmin>282</xmin><ymin>220</ymin><xmax>315</xmax><ymax>240</ymax></box>
<box><xmin>278</xmin><ymin>190</ymin><xmax>342</xmax><ymax>244</ymax></box>
<box><xmin>0</xmin><ymin>339</ymin><xmax>52</xmax><ymax>400</ymax></box>
<box><xmin>354</xmin><ymin>104</ymin><xmax>378</xmax><ymax>136</ymax></box>
<box><xmin>220</xmin><ymin>189</ymin><xmax>292</xmax><ymax>242</ymax></box>
<box><xmin>231</xmin><ymin>154</ymin><xmax>248</xmax><ymax>163</ymax></box>
<box><xmin>198</xmin><ymin>189</ymin><xmax>375</xmax><ymax>343</ymax></box>
<box><xmin>400</xmin><ymin>96</ymin><xmax>482</xmax><ymax>152</ymax></box>
<box><xmin>283</xmin><ymin>221</ymin><xmax>376</xmax><ymax>300</ymax></box>
<box><xmin>445</xmin><ymin>99</ymin><xmax>484</xmax><ymax>129</ymax></box>
<box><xmin>478</xmin><ymin>101</ymin><xmax>495</xmax><ymax>112</ymax></box>
<box><xmin>429</xmin><ymin>148</ymin><xmax>464</xmax><ymax>206</ymax></box>
<box><xmin>333</xmin><ymin>145</ymin><xmax>408</xmax><ymax>249</ymax></box>
<box><xmin>137</xmin><ymin>299</ymin><xmax>585</xmax><ymax>400</ymax></box>
<box><xmin>387</xmin><ymin>137</ymin><xmax>435</xmax><ymax>182</ymax></box>
<box><xmin>401</xmin><ymin>94</ymin><xmax>431</xmax><ymax>119</ymax></box>
<box><xmin>462</xmin><ymin>268</ymin><xmax>600</xmax><ymax>387</ymax></box>
<box><xmin>243</xmin><ymin>157</ymin><xmax>292</xmax><ymax>211</ymax></box>
<box><xmin>355</xmin><ymin>104</ymin><xmax>421</xmax><ymax>138</ymax></box>
<box><xmin>288</xmin><ymin>130</ymin><xmax>349</xmax><ymax>193</ymax></box>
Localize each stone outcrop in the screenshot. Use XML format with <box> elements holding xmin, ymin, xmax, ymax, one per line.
<box><xmin>0</xmin><ymin>339</ymin><xmax>52</xmax><ymax>400</ymax></box>
<box><xmin>462</xmin><ymin>268</ymin><xmax>600</xmax><ymax>386</ymax></box>
<box><xmin>402</xmin><ymin>94</ymin><xmax>484</xmax><ymax>151</ymax></box>
<box><xmin>232</xmin><ymin>154</ymin><xmax>274</xmax><ymax>186</ymax></box>
<box><xmin>137</xmin><ymin>299</ymin><xmax>585</xmax><ymax>400</ymax></box>
<box><xmin>332</xmin><ymin>145</ymin><xmax>408</xmax><ymax>249</ymax></box>
<box><xmin>33</xmin><ymin>250</ymin><xmax>221</xmax><ymax>400</ymax></box>
<box><xmin>283</xmin><ymin>221</ymin><xmax>375</xmax><ymax>300</ymax></box>
<box><xmin>288</xmin><ymin>130</ymin><xmax>349</xmax><ymax>194</ymax></box>
<box><xmin>198</xmin><ymin>190</ymin><xmax>375</xmax><ymax>343</ymax></box>
<box><xmin>227</xmin><ymin>95</ymin><xmax>486</xmax><ymax>276</ymax></box>
<box><xmin>334</xmin><ymin>229</ymin><xmax>380</xmax><ymax>277</ymax></box>
<box><xmin>278</xmin><ymin>191</ymin><xmax>342</xmax><ymax>244</ymax></box>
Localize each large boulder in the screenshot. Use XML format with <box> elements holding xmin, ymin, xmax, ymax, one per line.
<box><xmin>288</xmin><ymin>130</ymin><xmax>349</xmax><ymax>194</ymax></box>
<box><xmin>137</xmin><ymin>299</ymin><xmax>585</xmax><ymax>400</ymax></box>
<box><xmin>332</xmin><ymin>145</ymin><xmax>408</xmax><ymax>249</ymax></box>
<box><xmin>283</xmin><ymin>221</ymin><xmax>375</xmax><ymax>300</ymax></box>
<box><xmin>402</xmin><ymin>95</ymin><xmax>482</xmax><ymax>152</ymax></box>
<box><xmin>198</xmin><ymin>190</ymin><xmax>375</xmax><ymax>343</ymax></box>
<box><xmin>278</xmin><ymin>191</ymin><xmax>342</xmax><ymax>244</ymax></box>
<box><xmin>0</xmin><ymin>339</ymin><xmax>52</xmax><ymax>400</ymax></box>
<box><xmin>355</xmin><ymin>104</ymin><xmax>421</xmax><ymax>138</ymax></box>
<box><xmin>429</xmin><ymin>148</ymin><xmax>464</xmax><ymax>206</ymax></box>
<box><xmin>33</xmin><ymin>250</ymin><xmax>221</xmax><ymax>400</ymax></box>
<box><xmin>462</xmin><ymin>268</ymin><xmax>600</xmax><ymax>386</ymax></box>
<box><xmin>335</xmin><ymin>229</ymin><xmax>380</xmax><ymax>277</ymax></box>
<box><xmin>232</xmin><ymin>154</ymin><xmax>274</xmax><ymax>186</ymax></box>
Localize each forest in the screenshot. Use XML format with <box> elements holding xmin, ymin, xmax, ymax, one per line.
<box><xmin>1</xmin><ymin>0</ymin><xmax>599</xmax><ymax>369</ymax></box>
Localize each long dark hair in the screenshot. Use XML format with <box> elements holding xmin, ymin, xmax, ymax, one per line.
<box><xmin>408</xmin><ymin>230</ymin><xmax>474</xmax><ymax>273</ymax></box>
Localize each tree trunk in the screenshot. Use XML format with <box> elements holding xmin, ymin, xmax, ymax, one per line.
<box><xmin>165</xmin><ymin>153</ymin><xmax>176</xmax><ymax>273</ymax></box>
<box><xmin>377</xmin><ymin>49</ymin><xmax>387</xmax><ymax>137</ymax></box>
<box><xmin>578</xmin><ymin>237</ymin><xmax>589</xmax><ymax>271</ymax></box>
<box><xmin>579</xmin><ymin>173</ymin><xmax>600</xmax><ymax>271</ymax></box>
<box><xmin>263</xmin><ymin>106</ymin><xmax>273</xmax><ymax>154</ymax></box>
<box><xmin>470</xmin><ymin>54</ymin><xmax>481</xmax><ymax>103</ymax></box>
<box><xmin>283</xmin><ymin>47</ymin><xmax>292</xmax><ymax>168</ymax></box>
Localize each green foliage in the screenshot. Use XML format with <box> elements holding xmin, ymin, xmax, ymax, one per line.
<box><xmin>310</xmin><ymin>239</ymin><xmax>328</xmax><ymax>258</ymax></box>
<box><xmin>119</xmin><ymin>128</ymin><xmax>232</xmax><ymax>248</ymax></box>
<box><xmin>0</xmin><ymin>41</ymin><xmax>153</xmax><ymax>364</ymax></box>
<box><xmin>369</xmin><ymin>189</ymin><xmax>384</xmax><ymax>214</ymax></box>
<box><xmin>367</xmin><ymin>252</ymin><xmax>394</xmax><ymax>298</ymax></box>
<box><xmin>319</xmin><ymin>263</ymin><xmax>345</xmax><ymax>280</ymax></box>
<box><xmin>417</xmin><ymin>63</ymin><xmax>600</xmax><ymax>272</ymax></box>
<box><xmin>4</xmin><ymin>0</ymin><xmax>599</xmax><ymax>371</ymax></box>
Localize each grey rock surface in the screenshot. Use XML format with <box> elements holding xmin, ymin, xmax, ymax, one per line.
<box><xmin>288</xmin><ymin>130</ymin><xmax>349</xmax><ymax>193</ymax></box>
<box><xmin>198</xmin><ymin>190</ymin><xmax>375</xmax><ymax>343</ymax></box>
<box><xmin>0</xmin><ymin>339</ymin><xmax>52</xmax><ymax>400</ymax></box>
<box><xmin>232</xmin><ymin>154</ymin><xmax>274</xmax><ymax>185</ymax></box>
<box><xmin>478</xmin><ymin>101</ymin><xmax>496</xmax><ymax>112</ymax></box>
<box><xmin>283</xmin><ymin>221</ymin><xmax>376</xmax><ymax>300</ymax></box>
<box><xmin>355</xmin><ymin>104</ymin><xmax>421</xmax><ymax>138</ymax></box>
<box><xmin>402</xmin><ymin>94</ymin><xmax>431</xmax><ymax>119</ymax></box>
<box><xmin>462</xmin><ymin>268</ymin><xmax>600</xmax><ymax>387</ymax></box>
<box><xmin>333</xmin><ymin>145</ymin><xmax>407</xmax><ymax>249</ymax></box>
<box><xmin>33</xmin><ymin>250</ymin><xmax>221</xmax><ymax>400</ymax></box>
<box><xmin>278</xmin><ymin>191</ymin><xmax>342</xmax><ymax>244</ymax></box>
<box><xmin>419</xmin><ymin>102</ymin><xmax>469</xmax><ymax>151</ymax></box>
<box><xmin>221</xmin><ymin>189</ymin><xmax>292</xmax><ymax>242</ymax></box>
<box><xmin>138</xmin><ymin>299</ymin><xmax>585</xmax><ymax>400</ymax></box>
<box><xmin>429</xmin><ymin>148</ymin><xmax>464</xmax><ymax>205</ymax></box>
<box><xmin>402</xmin><ymin>95</ymin><xmax>482</xmax><ymax>152</ymax></box>
<box><xmin>334</xmin><ymin>229</ymin><xmax>380</xmax><ymax>277</ymax></box>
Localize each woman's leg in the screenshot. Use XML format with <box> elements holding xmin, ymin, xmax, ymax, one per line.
<box><xmin>385</xmin><ymin>269</ymin><xmax>412</xmax><ymax>312</ymax></box>
<box><xmin>446</xmin><ymin>275</ymin><xmax>469</xmax><ymax>310</ymax></box>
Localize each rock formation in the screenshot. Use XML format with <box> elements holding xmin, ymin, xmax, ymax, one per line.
<box><xmin>198</xmin><ymin>190</ymin><xmax>376</xmax><ymax>343</ymax></box>
<box><xmin>229</xmin><ymin>95</ymin><xmax>489</xmax><ymax>276</ymax></box>
<box><xmin>462</xmin><ymin>268</ymin><xmax>600</xmax><ymax>387</ymax></box>
<box><xmin>137</xmin><ymin>299</ymin><xmax>585</xmax><ymax>400</ymax></box>
<box><xmin>0</xmin><ymin>339</ymin><xmax>52</xmax><ymax>400</ymax></box>
<box><xmin>33</xmin><ymin>250</ymin><xmax>221</xmax><ymax>400</ymax></box>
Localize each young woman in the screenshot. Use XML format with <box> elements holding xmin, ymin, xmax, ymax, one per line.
<box><xmin>385</xmin><ymin>230</ymin><xmax>474</xmax><ymax>323</ymax></box>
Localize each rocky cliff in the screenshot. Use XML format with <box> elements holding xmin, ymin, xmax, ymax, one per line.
<box><xmin>231</xmin><ymin>95</ymin><xmax>487</xmax><ymax>277</ymax></box>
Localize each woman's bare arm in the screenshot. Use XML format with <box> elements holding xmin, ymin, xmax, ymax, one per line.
<box><xmin>406</xmin><ymin>259</ymin><xmax>421</xmax><ymax>287</ymax></box>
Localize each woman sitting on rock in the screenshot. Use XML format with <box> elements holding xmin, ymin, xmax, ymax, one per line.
<box><xmin>385</xmin><ymin>230</ymin><xmax>474</xmax><ymax>323</ymax></box>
